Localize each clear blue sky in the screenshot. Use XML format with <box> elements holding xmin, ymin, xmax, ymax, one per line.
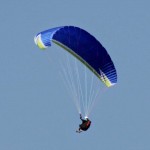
<box><xmin>0</xmin><ymin>0</ymin><xmax>150</xmax><ymax>150</ymax></box>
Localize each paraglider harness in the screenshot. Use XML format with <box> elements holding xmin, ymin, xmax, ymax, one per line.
<box><xmin>79</xmin><ymin>114</ymin><xmax>91</xmax><ymax>131</ymax></box>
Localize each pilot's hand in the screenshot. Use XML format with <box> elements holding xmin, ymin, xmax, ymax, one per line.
<box><xmin>80</xmin><ymin>114</ymin><xmax>82</xmax><ymax>118</ymax></box>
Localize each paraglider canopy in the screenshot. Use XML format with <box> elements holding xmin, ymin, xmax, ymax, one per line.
<box><xmin>34</xmin><ymin>26</ymin><xmax>117</xmax><ymax>87</ymax></box>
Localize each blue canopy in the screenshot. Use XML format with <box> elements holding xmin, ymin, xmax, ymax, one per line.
<box><xmin>34</xmin><ymin>26</ymin><xmax>117</xmax><ymax>87</ymax></box>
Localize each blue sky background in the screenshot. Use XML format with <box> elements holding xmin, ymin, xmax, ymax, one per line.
<box><xmin>0</xmin><ymin>0</ymin><xmax>150</xmax><ymax>150</ymax></box>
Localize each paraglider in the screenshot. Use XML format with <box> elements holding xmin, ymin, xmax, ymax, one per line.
<box><xmin>34</xmin><ymin>26</ymin><xmax>117</xmax><ymax>87</ymax></box>
<box><xmin>34</xmin><ymin>26</ymin><xmax>117</xmax><ymax>132</ymax></box>
<box><xmin>76</xmin><ymin>114</ymin><xmax>91</xmax><ymax>133</ymax></box>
